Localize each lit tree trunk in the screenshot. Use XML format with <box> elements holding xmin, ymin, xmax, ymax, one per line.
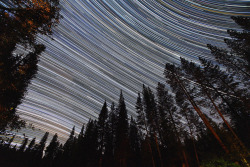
<box><xmin>204</xmin><ymin>89</ymin><xmax>250</xmax><ymax>166</ymax></box>
<box><xmin>169</xmin><ymin>70</ymin><xmax>229</xmax><ymax>153</ymax></box>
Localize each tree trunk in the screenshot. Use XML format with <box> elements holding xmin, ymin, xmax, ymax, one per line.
<box><xmin>174</xmin><ymin>74</ymin><xmax>229</xmax><ymax>153</ymax></box>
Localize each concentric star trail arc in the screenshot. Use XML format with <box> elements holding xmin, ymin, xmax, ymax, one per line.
<box><xmin>14</xmin><ymin>0</ymin><xmax>250</xmax><ymax>142</ymax></box>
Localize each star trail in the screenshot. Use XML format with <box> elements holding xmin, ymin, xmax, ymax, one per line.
<box><xmin>14</xmin><ymin>0</ymin><xmax>250</xmax><ymax>142</ymax></box>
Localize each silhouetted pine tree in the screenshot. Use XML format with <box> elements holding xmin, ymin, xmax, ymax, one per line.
<box><xmin>156</xmin><ymin>82</ymin><xmax>188</xmax><ymax>167</ymax></box>
<box><xmin>180</xmin><ymin>57</ymin><xmax>249</xmax><ymax>158</ymax></box>
<box><xmin>199</xmin><ymin>57</ymin><xmax>250</xmax><ymax>148</ymax></box>
<box><xmin>44</xmin><ymin>133</ymin><xmax>59</xmax><ymax>165</ymax></box>
<box><xmin>115</xmin><ymin>90</ymin><xmax>129</xmax><ymax>167</ymax></box>
<box><xmin>62</xmin><ymin>126</ymin><xmax>75</xmax><ymax>166</ymax></box>
<box><xmin>31</xmin><ymin>132</ymin><xmax>49</xmax><ymax>166</ymax></box>
<box><xmin>73</xmin><ymin>124</ymin><xmax>85</xmax><ymax>166</ymax></box>
<box><xmin>83</xmin><ymin>119</ymin><xmax>98</xmax><ymax>166</ymax></box>
<box><xmin>97</xmin><ymin>101</ymin><xmax>108</xmax><ymax>167</ymax></box>
<box><xmin>164</xmin><ymin>63</ymin><xmax>229</xmax><ymax>155</ymax></box>
<box><xmin>175</xmin><ymin>89</ymin><xmax>203</xmax><ymax>167</ymax></box>
<box><xmin>26</xmin><ymin>137</ymin><xmax>36</xmax><ymax>153</ymax></box>
<box><xmin>19</xmin><ymin>137</ymin><xmax>28</xmax><ymax>152</ymax></box>
<box><xmin>142</xmin><ymin>85</ymin><xmax>163</xmax><ymax>167</ymax></box>
<box><xmin>142</xmin><ymin>85</ymin><xmax>159</xmax><ymax>134</ymax></box>
<box><xmin>103</xmin><ymin>102</ymin><xmax>117</xmax><ymax>167</ymax></box>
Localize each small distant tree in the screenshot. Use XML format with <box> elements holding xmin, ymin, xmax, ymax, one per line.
<box><xmin>34</xmin><ymin>132</ymin><xmax>49</xmax><ymax>159</ymax></box>
<box><xmin>63</xmin><ymin>126</ymin><xmax>75</xmax><ymax>159</ymax></box>
<box><xmin>19</xmin><ymin>137</ymin><xmax>28</xmax><ymax>152</ymax></box>
<box><xmin>44</xmin><ymin>133</ymin><xmax>59</xmax><ymax>162</ymax></box>
<box><xmin>25</xmin><ymin>137</ymin><xmax>36</xmax><ymax>153</ymax></box>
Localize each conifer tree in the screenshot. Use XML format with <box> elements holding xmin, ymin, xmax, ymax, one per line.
<box><xmin>207</xmin><ymin>16</ymin><xmax>250</xmax><ymax>82</ymax></box>
<box><xmin>62</xmin><ymin>126</ymin><xmax>75</xmax><ymax>165</ymax></box>
<box><xmin>78</xmin><ymin>124</ymin><xmax>85</xmax><ymax>144</ymax></box>
<box><xmin>115</xmin><ymin>90</ymin><xmax>129</xmax><ymax>167</ymax></box>
<box><xmin>142</xmin><ymin>85</ymin><xmax>163</xmax><ymax>167</ymax></box>
<box><xmin>135</xmin><ymin>93</ymin><xmax>148</xmax><ymax>136</ymax></box>
<box><xmin>44</xmin><ymin>133</ymin><xmax>59</xmax><ymax>162</ymax></box>
<box><xmin>142</xmin><ymin>85</ymin><xmax>159</xmax><ymax>134</ymax></box>
<box><xmin>181</xmin><ymin>57</ymin><xmax>249</xmax><ymax>152</ymax></box>
<box><xmin>115</xmin><ymin>91</ymin><xmax>129</xmax><ymax>146</ymax></box>
<box><xmin>26</xmin><ymin>137</ymin><xmax>36</xmax><ymax>153</ymax></box>
<box><xmin>19</xmin><ymin>137</ymin><xmax>28</xmax><ymax>152</ymax></box>
<box><xmin>97</xmin><ymin>101</ymin><xmax>108</xmax><ymax>167</ymax></box>
<box><xmin>83</xmin><ymin>119</ymin><xmax>98</xmax><ymax>166</ymax></box>
<box><xmin>34</xmin><ymin>132</ymin><xmax>49</xmax><ymax>159</ymax></box>
<box><xmin>164</xmin><ymin>63</ymin><xmax>229</xmax><ymax>154</ymax></box>
<box><xmin>199</xmin><ymin>57</ymin><xmax>250</xmax><ymax>148</ymax></box>
<box><xmin>103</xmin><ymin>102</ymin><xmax>117</xmax><ymax>167</ymax></box>
<box><xmin>0</xmin><ymin>0</ymin><xmax>61</xmax><ymax>130</ymax></box>
<box><xmin>156</xmin><ymin>82</ymin><xmax>189</xmax><ymax>167</ymax></box>
<box><xmin>73</xmin><ymin>124</ymin><xmax>84</xmax><ymax>165</ymax></box>
<box><xmin>175</xmin><ymin>89</ymin><xmax>202</xmax><ymax>167</ymax></box>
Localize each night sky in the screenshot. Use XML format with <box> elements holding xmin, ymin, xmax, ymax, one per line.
<box><xmin>15</xmin><ymin>0</ymin><xmax>250</xmax><ymax>142</ymax></box>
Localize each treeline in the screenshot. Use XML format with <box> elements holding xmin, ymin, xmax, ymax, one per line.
<box><xmin>0</xmin><ymin>82</ymin><xmax>248</xmax><ymax>167</ymax></box>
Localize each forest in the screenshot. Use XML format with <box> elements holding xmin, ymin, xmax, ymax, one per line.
<box><xmin>0</xmin><ymin>0</ymin><xmax>250</xmax><ymax>167</ymax></box>
<box><xmin>0</xmin><ymin>78</ymin><xmax>249</xmax><ymax>167</ymax></box>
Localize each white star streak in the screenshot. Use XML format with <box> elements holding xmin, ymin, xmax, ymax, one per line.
<box><xmin>12</xmin><ymin>0</ymin><xmax>250</xmax><ymax>142</ymax></box>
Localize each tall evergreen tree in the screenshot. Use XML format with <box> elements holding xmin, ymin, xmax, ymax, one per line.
<box><xmin>73</xmin><ymin>124</ymin><xmax>85</xmax><ymax>166</ymax></box>
<box><xmin>97</xmin><ymin>101</ymin><xmax>109</xmax><ymax>167</ymax></box>
<box><xmin>62</xmin><ymin>126</ymin><xmax>75</xmax><ymax>163</ymax></box>
<box><xmin>142</xmin><ymin>85</ymin><xmax>163</xmax><ymax>167</ymax></box>
<box><xmin>156</xmin><ymin>82</ymin><xmax>189</xmax><ymax>167</ymax></box>
<box><xmin>142</xmin><ymin>85</ymin><xmax>159</xmax><ymax>134</ymax></box>
<box><xmin>115</xmin><ymin>90</ymin><xmax>129</xmax><ymax>167</ymax></box>
<box><xmin>103</xmin><ymin>102</ymin><xmax>117</xmax><ymax>167</ymax></box>
<box><xmin>181</xmin><ymin>57</ymin><xmax>249</xmax><ymax>152</ymax></box>
<box><xmin>199</xmin><ymin>57</ymin><xmax>250</xmax><ymax>148</ymax></box>
<box><xmin>83</xmin><ymin>119</ymin><xmax>98</xmax><ymax>167</ymax></box>
<box><xmin>0</xmin><ymin>0</ymin><xmax>61</xmax><ymax>130</ymax></box>
<box><xmin>115</xmin><ymin>91</ymin><xmax>129</xmax><ymax>146</ymax></box>
<box><xmin>164</xmin><ymin>63</ymin><xmax>229</xmax><ymax>154</ymax></box>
